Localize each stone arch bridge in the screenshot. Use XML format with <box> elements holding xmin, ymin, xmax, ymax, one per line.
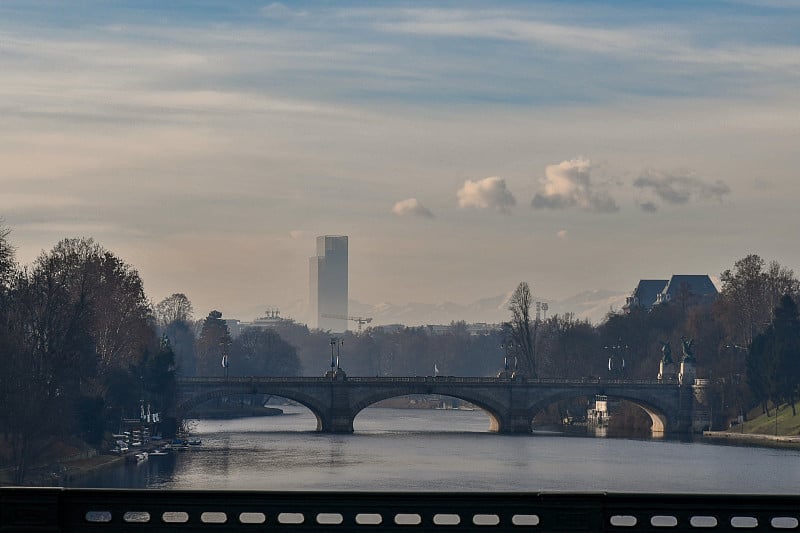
<box><xmin>175</xmin><ymin>376</ymin><xmax>707</xmax><ymax>435</ymax></box>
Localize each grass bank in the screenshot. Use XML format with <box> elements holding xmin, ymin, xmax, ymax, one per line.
<box><xmin>738</xmin><ymin>403</ymin><xmax>800</xmax><ymax>436</ymax></box>
<box><xmin>704</xmin><ymin>402</ymin><xmax>800</xmax><ymax>449</ymax></box>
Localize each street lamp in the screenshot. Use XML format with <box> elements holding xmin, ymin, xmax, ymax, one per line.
<box><xmin>329</xmin><ymin>337</ymin><xmax>337</xmax><ymax>373</ymax></box>
<box><xmin>500</xmin><ymin>341</ymin><xmax>518</xmax><ymax>376</ymax></box>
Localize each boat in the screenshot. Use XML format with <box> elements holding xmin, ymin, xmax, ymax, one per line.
<box><xmin>149</xmin><ymin>449</ymin><xmax>169</xmax><ymax>457</ymax></box>
<box><xmin>187</xmin><ymin>438</ymin><xmax>202</xmax><ymax>446</ymax></box>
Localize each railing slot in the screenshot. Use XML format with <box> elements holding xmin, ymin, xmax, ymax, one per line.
<box><xmin>85</xmin><ymin>511</ymin><xmax>112</xmax><ymax>523</ymax></box>
<box><xmin>162</xmin><ymin>511</ymin><xmax>189</xmax><ymax>523</ymax></box>
<box><xmin>689</xmin><ymin>516</ymin><xmax>717</xmax><ymax>528</ymax></box>
<box><xmin>239</xmin><ymin>512</ymin><xmax>266</xmax><ymax>524</ymax></box>
<box><xmin>201</xmin><ymin>511</ymin><xmax>227</xmax><ymax>523</ymax></box>
<box><xmin>473</xmin><ymin>514</ymin><xmax>501</xmax><ymax>526</ymax></box>
<box><xmin>356</xmin><ymin>513</ymin><xmax>383</xmax><ymax>525</ymax></box>
<box><xmin>394</xmin><ymin>513</ymin><xmax>422</xmax><ymax>525</ymax></box>
<box><xmin>609</xmin><ymin>515</ymin><xmax>637</xmax><ymax>527</ymax></box>
<box><xmin>651</xmin><ymin>515</ymin><xmax>679</xmax><ymax>528</ymax></box>
<box><xmin>279</xmin><ymin>512</ymin><xmax>305</xmax><ymax>524</ymax></box>
<box><xmin>730</xmin><ymin>516</ymin><xmax>758</xmax><ymax>529</ymax></box>
<box><xmin>317</xmin><ymin>512</ymin><xmax>344</xmax><ymax>525</ymax></box>
<box><xmin>512</xmin><ymin>514</ymin><xmax>540</xmax><ymax>526</ymax></box>
<box><xmin>433</xmin><ymin>513</ymin><xmax>461</xmax><ymax>525</ymax></box>
<box><xmin>123</xmin><ymin>511</ymin><xmax>151</xmax><ymax>523</ymax></box>
<box><xmin>771</xmin><ymin>517</ymin><xmax>799</xmax><ymax>529</ymax></box>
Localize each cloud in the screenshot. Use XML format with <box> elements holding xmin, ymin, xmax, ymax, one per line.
<box><xmin>456</xmin><ymin>177</ymin><xmax>516</xmax><ymax>213</ymax></box>
<box><xmin>392</xmin><ymin>198</ymin><xmax>434</xmax><ymax>218</ymax></box>
<box><xmin>288</xmin><ymin>230</ymin><xmax>313</xmax><ymax>240</ymax></box>
<box><xmin>557</xmin><ymin>229</ymin><xmax>568</xmax><ymax>239</ymax></box>
<box><xmin>640</xmin><ymin>202</ymin><xmax>658</xmax><ymax>213</ymax></box>
<box><xmin>633</xmin><ymin>169</ymin><xmax>731</xmax><ymax>205</ymax></box>
<box><xmin>531</xmin><ymin>158</ymin><xmax>619</xmax><ymax>213</ymax></box>
<box><xmin>261</xmin><ymin>3</ymin><xmax>307</xmax><ymax>19</ymax></box>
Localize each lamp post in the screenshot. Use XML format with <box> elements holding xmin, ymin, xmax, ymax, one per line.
<box><xmin>500</xmin><ymin>341</ymin><xmax>516</xmax><ymax>377</ymax></box>
<box><xmin>604</xmin><ymin>339</ymin><xmax>628</xmax><ymax>380</ymax></box>
<box><xmin>329</xmin><ymin>337</ymin><xmax>337</xmax><ymax>373</ymax></box>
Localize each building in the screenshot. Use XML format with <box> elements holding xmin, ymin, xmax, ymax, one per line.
<box><xmin>224</xmin><ymin>309</ymin><xmax>294</xmax><ymax>339</ymax></box>
<box><xmin>623</xmin><ymin>274</ymin><xmax>718</xmax><ymax>313</ymax></box>
<box><xmin>309</xmin><ymin>235</ymin><xmax>349</xmax><ymax>332</ymax></box>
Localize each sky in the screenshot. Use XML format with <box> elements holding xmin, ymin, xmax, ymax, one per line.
<box><xmin>1</xmin><ymin>0</ymin><xmax>799</xmax><ymax>323</ymax></box>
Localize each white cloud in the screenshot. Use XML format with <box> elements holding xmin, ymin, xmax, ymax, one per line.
<box><xmin>457</xmin><ymin>177</ymin><xmax>516</xmax><ymax>213</ymax></box>
<box><xmin>531</xmin><ymin>158</ymin><xmax>619</xmax><ymax>213</ymax></box>
<box><xmin>392</xmin><ymin>198</ymin><xmax>434</xmax><ymax>218</ymax></box>
<box><xmin>261</xmin><ymin>3</ymin><xmax>307</xmax><ymax>19</ymax></box>
<box><xmin>289</xmin><ymin>230</ymin><xmax>314</xmax><ymax>240</ymax></box>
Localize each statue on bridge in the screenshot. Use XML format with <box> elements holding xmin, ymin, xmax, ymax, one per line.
<box><xmin>681</xmin><ymin>337</ymin><xmax>696</xmax><ymax>364</ymax></box>
<box><xmin>660</xmin><ymin>341</ymin><xmax>673</xmax><ymax>365</ymax></box>
<box><xmin>657</xmin><ymin>340</ymin><xmax>676</xmax><ymax>382</ymax></box>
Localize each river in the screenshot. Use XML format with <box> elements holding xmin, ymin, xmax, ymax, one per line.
<box><xmin>73</xmin><ymin>406</ymin><xmax>800</xmax><ymax>493</ymax></box>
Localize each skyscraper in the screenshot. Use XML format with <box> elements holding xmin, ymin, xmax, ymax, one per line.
<box><xmin>309</xmin><ymin>235</ymin><xmax>348</xmax><ymax>332</ymax></box>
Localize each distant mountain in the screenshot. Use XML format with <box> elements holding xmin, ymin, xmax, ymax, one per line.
<box><xmin>237</xmin><ymin>289</ymin><xmax>628</xmax><ymax>328</ymax></box>
<box><xmin>348</xmin><ymin>289</ymin><xmax>627</xmax><ymax>327</ymax></box>
<box><xmin>553</xmin><ymin>289</ymin><xmax>629</xmax><ymax>324</ymax></box>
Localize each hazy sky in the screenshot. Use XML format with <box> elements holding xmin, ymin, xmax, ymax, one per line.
<box><xmin>2</xmin><ymin>1</ymin><xmax>799</xmax><ymax>321</ymax></box>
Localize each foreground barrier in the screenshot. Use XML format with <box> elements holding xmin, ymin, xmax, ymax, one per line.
<box><xmin>2</xmin><ymin>489</ymin><xmax>799</xmax><ymax>532</ymax></box>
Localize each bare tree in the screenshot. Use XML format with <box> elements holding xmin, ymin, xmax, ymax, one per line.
<box><xmin>155</xmin><ymin>293</ymin><xmax>194</xmax><ymax>328</ymax></box>
<box><xmin>0</xmin><ymin>221</ymin><xmax>15</xmax><ymax>290</ymax></box>
<box><xmin>719</xmin><ymin>254</ymin><xmax>800</xmax><ymax>347</ymax></box>
<box><xmin>508</xmin><ymin>282</ymin><xmax>536</xmax><ymax>377</ymax></box>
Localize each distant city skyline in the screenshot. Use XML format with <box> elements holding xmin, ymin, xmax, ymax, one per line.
<box><xmin>1</xmin><ymin>1</ymin><xmax>798</xmax><ymax>322</ymax></box>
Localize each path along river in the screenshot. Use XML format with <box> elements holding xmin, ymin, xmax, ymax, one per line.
<box><xmin>73</xmin><ymin>406</ymin><xmax>800</xmax><ymax>493</ymax></box>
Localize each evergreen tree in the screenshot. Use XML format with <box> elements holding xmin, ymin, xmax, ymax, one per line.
<box><xmin>196</xmin><ymin>310</ymin><xmax>232</xmax><ymax>375</ymax></box>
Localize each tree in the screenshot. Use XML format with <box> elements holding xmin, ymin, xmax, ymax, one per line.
<box><xmin>164</xmin><ymin>319</ymin><xmax>197</xmax><ymax>376</ymax></box>
<box><xmin>719</xmin><ymin>254</ymin><xmax>799</xmax><ymax>347</ymax></box>
<box><xmin>746</xmin><ymin>294</ymin><xmax>800</xmax><ymax>417</ymax></box>
<box><xmin>196</xmin><ymin>310</ymin><xmax>232</xmax><ymax>375</ymax></box>
<box><xmin>772</xmin><ymin>295</ymin><xmax>800</xmax><ymax>415</ymax></box>
<box><xmin>0</xmin><ymin>221</ymin><xmax>15</xmax><ymax>291</ymax></box>
<box><xmin>155</xmin><ymin>293</ymin><xmax>194</xmax><ymax>328</ymax></box>
<box><xmin>157</xmin><ymin>294</ymin><xmax>197</xmax><ymax>376</ymax></box>
<box><xmin>231</xmin><ymin>328</ymin><xmax>301</xmax><ymax>376</ymax></box>
<box><xmin>508</xmin><ymin>282</ymin><xmax>535</xmax><ymax>377</ymax></box>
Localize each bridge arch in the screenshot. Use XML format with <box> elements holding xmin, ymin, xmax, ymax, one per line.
<box><xmin>175</xmin><ymin>387</ymin><xmax>330</xmax><ymax>431</ymax></box>
<box><xmin>527</xmin><ymin>388</ymin><xmax>670</xmax><ymax>435</ymax></box>
<box><xmin>349</xmin><ymin>388</ymin><xmax>507</xmax><ymax>433</ymax></box>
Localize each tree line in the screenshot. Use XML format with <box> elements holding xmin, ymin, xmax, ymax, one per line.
<box><xmin>2</xmin><ymin>219</ymin><xmax>799</xmax><ymax>481</ymax></box>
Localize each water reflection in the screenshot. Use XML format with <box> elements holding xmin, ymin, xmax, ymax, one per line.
<box><xmin>72</xmin><ymin>406</ymin><xmax>800</xmax><ymax>493</ymax></box>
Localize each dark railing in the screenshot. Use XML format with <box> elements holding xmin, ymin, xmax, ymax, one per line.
<box><xmin>2</xmin><ymin>489</ymin><xmax>799</xmax><ymax>532</ymax></box>
<box><xmin>178</xmin><ymin>376</ymin><xmax>678</xmax><ymax>386</ymax></box>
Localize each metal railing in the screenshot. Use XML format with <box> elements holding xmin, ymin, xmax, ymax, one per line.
<box><xmin>178</xmin><ymin>376</ymin><xmax>678</xmax><ymax>386</ymax></box>
<box><xmin>2</xmin><ymin>489</ymin><xmax>799</xmax><ymax>532</ymax></box>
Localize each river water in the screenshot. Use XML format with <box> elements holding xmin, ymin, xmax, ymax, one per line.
<box><xmin>74</xmin><ymin>406</ymin><xmax>800</xmax><ymax>493</ymax></box>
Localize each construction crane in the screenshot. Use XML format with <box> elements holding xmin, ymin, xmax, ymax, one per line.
<box><xmin>321</xmin><ymin>314</ymin><xmax>373</xmax><ymax>333</ymax></box>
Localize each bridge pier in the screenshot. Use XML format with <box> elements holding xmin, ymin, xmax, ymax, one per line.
<box><xmin>321</xmin><ymin>380</ymin><xmax>355</xmax><ymax>433</ymax></box>
<box><xmin>496</xmin><ymin>409</ymin><xmax>533</xmax><ymax>434</ymax></box>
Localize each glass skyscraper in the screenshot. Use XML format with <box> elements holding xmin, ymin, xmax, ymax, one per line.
<box><xmin>309</xmin><ymin>235</ymin><xmax>348</xmax><ymax>332</ymax></box>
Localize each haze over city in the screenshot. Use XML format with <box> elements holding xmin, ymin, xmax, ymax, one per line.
<box><xmin>2</xmin><ymin>1</ymin><xmax>798</xmax><ymax>323</ymax></box>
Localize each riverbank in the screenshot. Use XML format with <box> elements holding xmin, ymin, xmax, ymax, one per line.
<box><xmin>703</xmin><ymin>431</ymin><xmax>800</xmax><ymax>449</ymax></box>
<box><xmin>1</xmin><ymin>452</ymin><xmax>127</xmax><ymax>486</ymax></box>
